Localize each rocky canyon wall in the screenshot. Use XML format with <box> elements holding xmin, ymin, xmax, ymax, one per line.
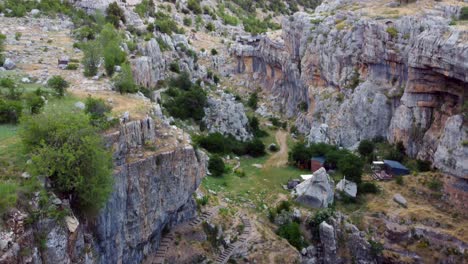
<box><xmin>95</xmin><ymin>118</ymin><xmax>207</xmax><ymax>264</ymax></box>
<box><xmin>232</xmin><ymin>0</ymin><xmax>467</xmax><ymax>179</ymax></box>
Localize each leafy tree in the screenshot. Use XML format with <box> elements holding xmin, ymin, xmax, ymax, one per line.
<box><xmin>24</xmin><ymin>93</ymin><xmax>44</xmax><ymax>114</ymax></box>
<box><xmin>337</xmin><ymin>154</ymin><xmax>363</xmax><ymax>183</ymax></box>
<box><xmin>211</xmin><ymin>48</ymin><xmax>218</xmax><ymax>56</ymax></box>
<box><xmin>106</xmin><ymin>2</ymin><xmax>125</xmax><ymax>28</ymax></box>
<box><xmin>103</xmin><ymin>40</ymin><xmax>125</xmax><ymax>76</ymax></box>
<box><xmin>208</xmin><ymin>155</ymin><xmax>225</xmax><ymax>177</ymax></box>
<box><xmin>164</xmin><ymin>86</ymin><xmax>207</xmax><ymax>121</ymax></box>
<box><xmin>245</xmin><ymin>138</ymin><xmax>265</xmax><ymax>157</ymax></box>
<box><xmin>47</xmin><ymin>75</ymin><xmax>69</xmax><ymax>97</ymax></box>
<box><xmin>113</xmin><ymin>63</ymin><xmax>137</xmax><ymax>94</ymax></box>
<box><xmin>82</xmin><ymin>41</ymin><xmax>101</xmax><ymax>77</ymax></box>
<box><xmin>19</xmin><ymin>107</ymin><xmax>113</xmax><ymax>215</ymax></box>
<box><xmin>197</xmin><ymin>133</ymin><xmax>229</xmax><ymax>153</ymax></box>
<box><xmin>84</xmin><ymin>97</ymin><xmax>112</xmax><ymax>127</ymax></box>
<box><xmin>289</xmin><ymin>143</ymin><xmax>311</xmax><ymax>165</ymax></box>
<box><xmin>358</xmin><ymin>140</ymin><xmax>375</xmax><ymax>157</ymax></box>
<box><xmin>0</xmin><ymin>99</ymin><xmax>22</xmax><ymax>124</ymax></box>
<box><xmin>247</xmin><ymin>92</ymin><xmax>258</xmax><ymax>109</ymax></box>
<box><xmin>277</xmin><ymin>222</ymin><xmax>306</xmax><ymax>249</ymax></box>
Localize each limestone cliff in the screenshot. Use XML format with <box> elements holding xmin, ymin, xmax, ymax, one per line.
<box><xmin>232</xmin><ymin>0</ymin><xmax>467</xmax><ymax>179</ymax></box>
<box><xmin>203</xmin><ymin>92</ymin><xmax>253</xmax><ymax>141</ymax></box>
<box><xmin>95</xmin><ymin>117</ymin><xmax>207</xmax><ymax>264</ymax></box>
<box><xmin>0</xmin><ymin>117</ymin><xmax>207</xmax><ymax>264</ymax></box>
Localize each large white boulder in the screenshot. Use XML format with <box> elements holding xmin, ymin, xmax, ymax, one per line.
<box><xmin>294</xmin><ymin>168</ymin><xmax>334</xmax><ymax>208</ymax></box>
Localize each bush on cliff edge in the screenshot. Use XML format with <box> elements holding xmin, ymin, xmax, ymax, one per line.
<box><xmin>19</xmin><ymin>106</ymin><xmax>113</xmax><ymax>215</ymax></box>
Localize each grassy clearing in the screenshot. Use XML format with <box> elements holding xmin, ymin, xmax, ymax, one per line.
<box><xmin>203</xmin><ymin>156</ymin><xmax>303</xmax><ymax>209</ymax></box>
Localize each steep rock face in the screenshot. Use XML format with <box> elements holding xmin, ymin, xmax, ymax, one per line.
<box><xmin>433</xmin><ymin>115</ymin><xmax>468</xmax><ymax>177</ymax></box>
<box><xmin>232</xmin><ymin>0</ymin><xmax>467</xmax><ymax>178</ymax></box>
<box><xmin>318</xmin><ymin>222</ymin><xmax>337</xmax><ymax>263</ymax></box>
<box><xmin>203</xmin><ymin>93</ymin><xmax>253</xmax><ymax>141</ymax></box>
<box><xmin>131</xmin><ymin>39</ymin><xmax>166</xmax><ymax>89</ymax></box>
<box><xmin>95</xmin><ymin>117</ymin><xmax>207</xmax><ymax>264</ymax></box>
<box><xmin>232</xmin><ymin>37</ymin><xmax>306</xmax><ymax>117</ymax></box>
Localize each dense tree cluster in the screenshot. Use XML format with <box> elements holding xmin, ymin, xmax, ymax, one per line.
<box><xmin>20</xmin><ymin>106</ymin><xmax>113</xmax><ymax>215</ymax></box>
<box><xmin>289</xmin><ymin>142</ymin><xmax>364</xmax><ymax>183</ymax></box>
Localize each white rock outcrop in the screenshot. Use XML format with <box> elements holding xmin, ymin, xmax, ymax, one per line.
<box><xmin>203</xmin><ymin>93</ymin><xmax>253</xmax><ymax>141</ymax></box>
<box><xmin>294</xmin><ymin>168</ymin><xmax>334</xmax><ymax>208</ymax></box>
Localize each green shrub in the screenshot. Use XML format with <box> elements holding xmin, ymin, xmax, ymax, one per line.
<box><xmin>19</xmin><ymin>107</ymin><xmax>113</xmax><ymax>215</ymax></box>
<box><xmin>0</xmin><ymin>78</ymin><xmax>15</xmax><ymax>89</ymax></box>
<box><xmin>209</xmin><ymin>155</ymin><xmax>225</xmax><ymax>177</ymax></box>
<box><xmin>134</xmin><ymin>0</ymin><xmax>155</xmax><ymax>18</ymax></box>
<box><xmin>358</xmin><ymin>140</ymin><xmax>375</xmax><ymax>157</ymax></box>
<box><xmin>337</xmin><ymin>154</ymin><xmax>363</xmax><ymax>183</ymax></box>
<box><xmin>183</xmin><ymin>17</ymin><xmax>192</xmax><ymax>26</ymax></box>
<box><xmin>276</xmin><ymin>200</ymin><xmax>292</xmax><ymax>213</ymax></box>
<box><xmin>154</xmin><ymin>12</ymin><xmax>183</xmax><ymax>35</ymax></box>
<box><xmin>210</xmin><ymin>48</ymin><xmax>218</xmax><ymax>55</ymax></box>
<box><xmin>113</xmin><ymin>63</ymin><xmax>137</xmax><ymax>94</ymax></box>
<box><xmin>277</xmin><ymin>222</ymin><xmax>306</xmax><ymax>249</ymax></box>
<box><xmin>416</xmin><ymin>159</ymin><xmax>431</xmax><ymax>172</ymax></box>
<box><xmin>460</xmin><ymin>7</ymin><xmax>468</xmax><ymax>20</ymax></box>
<box><xmin>247</xmin><ymin>92</ymin><xmax>258</xmax><ymax>109</ymax></box>
<box><xmin>15</xmin><ymin>32</ymin><xmax>22</xmax><ymax>41</ymax></box>
<box><xmin>384</xmin><ymin>142</ymin><xmax>406</xmax><ymax>162</ymax></box>
<box><xmin>386</xmin><ymin>27</ymin><xmax>398</xmax><ymax>38</ymax></box>
<box><xmin>106</xmin><ymin>2</ymin><xmax>126</xmax><ymax>27</ymax></box>
<box><xmin>309</xmin><ymin>208</ymin><xmax>334</xmax><ymax>240</ymax></box>
<box><xmin>0</xmin><ymin>182</ymin><xmax>18</xmax><ymax>215</ymax></box>
<box><xmin>187</xmin><ymin>0</ymin><xmax>202</xmax><ymax>14</ymax></box>
<box><xmin>246</xmin><ymin>138</ymin><xmax>266</xmax><ymax>157</ymax></box>
<box><xmin>165</xmin><ymin>87</ymin><xmax>207</xmax><ymax>121</ymax></box>
<box><xmin>205</xmin><ymin>22</ymin><xmax>215</xmax><ymax>32</ymax></box>
<box><xmin>103</xmin><ymin>41</ymin><xmax>126</xmax><ymax>76</ymax></box>
<box><xmin>369</xmin><ymin>240</ymin><xmax>384</xmax><ymax>257</ymax></box>
<box><xmin>169</xmin><ymin>62</ymin><xmax>180</xmax><ymax>73</ymax></box>
<box><xmin>47</xmin><ymin>75</ymin><xmax>69</xmax><ymax>97</ymax></box>
<box><xmin>248</xmin><ymin>116</ymin><xmax>266</xmax><ymax>137</ymax></box>
<box><xmin>358</xmin><ymin>182</ymin><xmax>379</xmax><ymax>194</ymax></box>
<box><xmin>0</xmin><ymin>99</ymin><xmax>22</xmax><ymax>123</ymax></box>
<box><xmin>82</xmin><ymin>41</ymin><xmax>101</xmax><ymax>77</ymax></box>
<box><xmin>65</xmin><ymin>63</ymin><xmax>79</xmax><ymax>70</ymax></box>
<box><xmin>84</xmin><ymin>97</ymin><xmax>112</xmax><ymax>128</ymax></box>
<box><xmin>74</xmin><ymin>26</ymin><xmax>96</xmax><ymax>40</ymax></box>
<box><xmin>427</xmin><ymin>177</ymin><xmax>442</xmax><ymax>191</ymax></box>
<box><xmin>196</xmin><ymin>196</ymin><xmax>209</xmax><ymax>207</ymax></box>
<box><xmin>196</xmin><ymin>133</ymin><xmax>266</xmax><ymax>157</ymax></box>
<box><xmin>164</xmin><ymin>72</ymin><xmax>206</xmax><ymax>121</ymax></box>
<box><xmin>395</xmin><ymin>175</ymin><xmax>404</xmax><ymax>186</ymax></box>
<box><xmin>24</xmin><ymin>93</ymin><xmax>45</xmax><ymax>114</ymax></box>
<box><xmin>156</xmin><ymin>37</ymin><xmax>171</xmax><ymax>51</ymax></box>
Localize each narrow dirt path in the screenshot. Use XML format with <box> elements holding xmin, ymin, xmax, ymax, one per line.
<box><xmin>264</xmin><ymin>130</ymin><xmax>289</xmax><ymax>168</ymax></box>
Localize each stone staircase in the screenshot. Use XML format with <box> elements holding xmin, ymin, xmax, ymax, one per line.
<box><xmin>147</xmin><ymin>210</ymin><xmax>214</xmax><ymax>264</ymax></box>
<box><xmin>188</xmin><ymin>211</ymin><xmax>212</xmax><ymax>227</ymax></box>
<box><xmin>151</xmin><ymin>233</ymin><xmax>174</xmax><ymax>264</ymax></box>
<box><xmin>215</xmin><ymin>216</ymin><xmax>252</xmax><ymax>264</ymax></box>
